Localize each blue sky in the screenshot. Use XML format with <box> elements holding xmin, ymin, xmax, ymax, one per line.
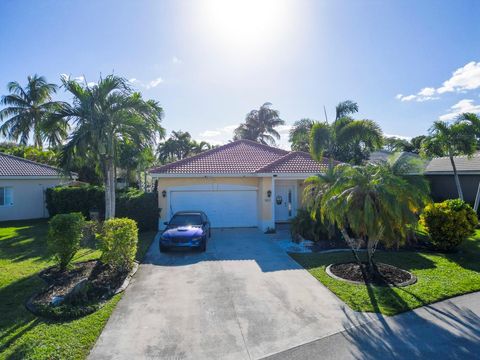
<box><xmin>1</xmin><ymin>0</ymin><xmax>479</xmax><ymax>149</ymax></box>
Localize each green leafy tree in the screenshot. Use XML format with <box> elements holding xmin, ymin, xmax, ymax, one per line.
<box><xmin>309</xmin><ymin>111</ymin><xmax>383</xmax><ymax>165</ymax></box>
<box><xmin>233</xmin><ymin>102</ymin><xmax>285</xmax><ymax>146</ymax></box>
<box><xmin>0</xmin><ymin>75</ymin><xmax>67</xmax><ymax>148</ymax></box>
<box><xmin>383</xmin><ymin>136</ymin><xmax>414</xmax><ymax>153</ymax></box>
<box><xmin>306</xmin><ymin>162</ymin><xmax>429</xmax><ymax>276</ymax></box>
<box><xmin>59</xmin><ymin>75</ymin><xmax>164</xmax><ymax>219</ymax></box>
<box><xmin>289</xmin><ymin>118</ymin><xmax>315</xmax><ymax>152</ymax></box>
<box><xmin>421</xmin><ymin>116</ymin><xmax>478</xmax><ymax>201</ymax></box>
<box><xmin>157</xmin><ymin>131</ymin><xmax>214</xmax><ymax>164</ymax></box>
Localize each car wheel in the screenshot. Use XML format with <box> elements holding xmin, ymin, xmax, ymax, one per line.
<box><xmin>160</xmin><ymin>245</ymin><xmax>168</xmax><ymax>253</ymax></box>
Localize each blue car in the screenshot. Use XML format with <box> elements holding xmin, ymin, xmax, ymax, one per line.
<box><xmin>159</xmin><ymin>211</ymin><xmax>211</xmax><ymax>252</ymax></box>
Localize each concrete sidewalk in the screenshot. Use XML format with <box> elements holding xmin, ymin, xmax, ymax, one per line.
<box><xmin>263</xmin><ymin>291</ymin><xmax>480</xmax><ymax>360</ymax></box>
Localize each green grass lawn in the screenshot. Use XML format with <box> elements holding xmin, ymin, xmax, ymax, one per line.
<box><xmin>0</xmin><ymin>219</ymin><xmax>156</xmax><ymax>360</ymax></box>
<box><xmin>290</xmin><ymin>230</ymin><xmax>480</xmax><ymax>316</ymax></box>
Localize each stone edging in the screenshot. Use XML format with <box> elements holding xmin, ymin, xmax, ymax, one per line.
<box><xmin>325</xmin><ymin>263</ymin><xmax>417</xmax><ymax>287</ymax></box>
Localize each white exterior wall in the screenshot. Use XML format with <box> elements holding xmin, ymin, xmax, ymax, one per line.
<box><xmin>0</xmin><ymin>178</ymin><xmax>64</xmax><ymax>221</ymax></box>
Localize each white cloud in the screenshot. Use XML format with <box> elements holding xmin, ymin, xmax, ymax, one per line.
<box><xmin>439</xmin><ymin>99</ymin><xmax>480</xmax><ymax>121</ymax></box>
<box><xmin>396</xmin><ymin>61</ymin><xmax>480</xmax><ymax>102</ymax></box>
<box><xmin>199</xmin><ymin>130</ymin><xmax>221</xmax><ymax>137</ymax></box>
<box><xmin>128</xmin><ymin>77</ymin><xmax>163</xmax><ymax>89</ymax></box>
<box><xmin>147</xmin><ymin>77</ymin><xmax>163</xmax><ymax>89</ymax></box>
<box><xmin>418</xmin><ymin>87</ymin><xmax>435</xmax><ymax>96</ymax></box>
<box><xmin>275</xmin><ymin>124</ymin><xmax>292</xmax><ymax>135</ymax></box>
<box><xmin>437</xmin><ymin>61</ymin><xmax>480</xmax><ymax>94</ymax></box>
<box><xmin>172</xmin><ymin>56</ymin><xmax>182</xmax><ymax>64</ymax></box>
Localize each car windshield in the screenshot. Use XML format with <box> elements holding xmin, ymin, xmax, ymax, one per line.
<box><xmin>169</xmin><ymin>214</ymin><xmax>203</xmax><ymax>226</ymax></box>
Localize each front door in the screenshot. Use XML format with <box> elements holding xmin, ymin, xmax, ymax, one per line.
<box><xmin>275</xmin><ymin>184</ymin><xmax>295</xmax><ymax>222</ymax></box>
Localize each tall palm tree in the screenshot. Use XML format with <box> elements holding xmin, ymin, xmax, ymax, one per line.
<box><xmin>289</xmin><ymin>118</ymin><xmax>315</xmax><ymax>152</ymax></box>
<box><xmin>59</xmin><ymin>75</ymin><xmax>164</xmax><ymax>219</ymax></box>
<box><xmin>335</xmin><ymin>100</ymin><xmax>359</xmax><ymax>120</ymax></box>
<box><xmin>458</xmin><ymin>113</ymin><xmax>480</xmax><ymax>211</ymax></box>
<box><xmin>0</xmin><ymin>75</ymin><xmax>67</xmax><ymax>148</ymax></box>
<box><xmin>233</xmin><ymin>102</ymin><xmax>285</xmax><ymax>145</ymax></box>
<box><xmin>307</xmin><ymin>163</ymin><xmax>429</xmax><ymax>276</ymax></box>
<box><xmin>421</xmin><ymin>117</ymin><xmax>478</xmax><ymax>201</ymax></box>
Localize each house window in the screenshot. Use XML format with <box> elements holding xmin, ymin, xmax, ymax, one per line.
<box><xmin>0</xmin><ymin>187</ymin><xmax>13</xmax><ymax>206</ymax></box>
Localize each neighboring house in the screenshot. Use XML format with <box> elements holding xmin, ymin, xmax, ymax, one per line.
<box><xmin>424</xmin><ymin>152</ymin><xmax>480</xmax><ymax>208</ymax></box>
<box><xmin>150</xmin><ymin>139</ymin><xmax>335</xmax><ymax>231</ymax></box>
<box><xmin>0</xmin><ymin>152</ymin><xmax>70</xmax><ymax>221</ymax></box>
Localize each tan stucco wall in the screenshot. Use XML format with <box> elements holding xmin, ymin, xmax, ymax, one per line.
<box><xmin>156</xmin><ymin>176</ymin><xmax>275</xmax><ymax>230</ymax></box>
<box><xmin>0</xmin><ymin>178</ymin><xmax>64</xmax><ymax>221</ymax></box>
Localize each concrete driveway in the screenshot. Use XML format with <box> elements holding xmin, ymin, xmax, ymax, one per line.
<box><xmin>89</xmin><ymin>228</ymin><xmax>372</xmax><ymax>360</ymax></box>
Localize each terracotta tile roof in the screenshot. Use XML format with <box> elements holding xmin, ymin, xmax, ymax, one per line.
<box><xmin>425</xmin><ymin>152</ymin><xmax>480</xmax><ymax>174</ymax></box>
<box><xmin>256</xmin><ymin>151</ymin><xmax>336</xmax><ymax>173</ymax></box>
<box><xmin>150</xmin><ymin>139</ymin><xmax>332</xmax><ymax>175</ymax></box>
<box><xmin>0</xmin><ymin>152</ymin><xmax>64</xmax><ymax>177</ymax></box>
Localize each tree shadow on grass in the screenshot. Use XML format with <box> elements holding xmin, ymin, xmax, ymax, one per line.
<box><xmin>342</xmin><ymin>289</ymin><xmax>480</xmax><ymax>359</ymax></box>
<box><xmin>0</xmin><ymin>275</ymin><xmax>44</xmax><ymax>355</ymax></box>
<box><xmin>0</xmin><ymin>220</ymin><xmax>51</xmax><ymax>263</ymax></box>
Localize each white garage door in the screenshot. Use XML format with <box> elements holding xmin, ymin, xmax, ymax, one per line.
<box><xmin>170</xmin><ymin>190</ymin><xmax>258</xmax><ymax>228</ymax></box>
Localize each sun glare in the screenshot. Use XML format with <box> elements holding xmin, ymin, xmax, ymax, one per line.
<box><xmin>200</xmin><ymin>0</ymin><xmax>292</xmax><ymax>51</ymax></box>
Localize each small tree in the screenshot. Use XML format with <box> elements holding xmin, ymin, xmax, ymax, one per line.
<box><xmin>98</xmin><ymin>218</ymin><xmax>138</xmax><ymax>272</ymax></box>
<box><xmin>47</xmin><ymin>213</ymin><xmax>86</xmax><ymax>270</ymax></box>
<box><xmin>307</xmin><ymin>162</ymin><xmax>430</xmax><ymax>276</ymax></box>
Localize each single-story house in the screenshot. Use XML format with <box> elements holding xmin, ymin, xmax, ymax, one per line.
<box><xmin>0</xmin><ymin>152</ymin><xmax>69</xmax><ymax>221</ymax></box>
<box><xmin>150</xmin><ymin>139</ymin><xmax>335</xmax><ymax>231</ymax></box>
<box><xmin>424</xmin><ymin>152</ymin><xmax>480</xmax><ymax>210</ymax></box>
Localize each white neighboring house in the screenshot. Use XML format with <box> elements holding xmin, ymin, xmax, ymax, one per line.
<box><xmin>0</xmin><ymin>152</ymin><xmax>71</xmax><ymax>221</ymax></box>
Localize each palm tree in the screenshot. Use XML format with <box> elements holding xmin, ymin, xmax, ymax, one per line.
<box><xmin>457</xmin><ymin>113</ymin><xmax>480</xmax><ymax>211</ymax></box>
<box><xmin>233</xmin><ymin>102</ymin><xmax>285</xmax><ymax>146</ymax></box>
<box><xmin>289</xmin><ymin>118</ymin><xmax>315</xmax><ymax>152</ymax></box>
<box><xmin>157</xmin><ymin>131</ymin><xmax>214</xmax><ymax>163</ymax></box>
<box><xmin>59</xmin><ymin>75</ymin><xmax>164</xmax><ymax>219</ymax></box>
<box><xmin>309</xmin><ymin>116</ymin><xmax>383</xmax><ymax>165</ymax></box>
<box><xmin>421</xmin><ymin>117</ymin><xmax>478</xmax><ymax>201</ymax></box>
<box><xmin>335</xmin><ymin>100</ymin><xmax>359</xmax><ymax>120</ymax></box>
<box><xmin>0</xmin><ymin>75</ymin><xmax>67</xmax><ymax>148</ymax></box>
<box><xmin>307</xmin><ymin>162</ymin><xmax>429</xmax><ymax>276</ymax></box>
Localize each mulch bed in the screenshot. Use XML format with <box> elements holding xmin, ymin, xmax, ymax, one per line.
<box><xmin>27</xmin><ymin>260</ymin><xmax>129</xmax><ymax>320</ymax></box>
<box><xmin>327</xmin><ymin>262</ymin><xmax>416</xmax><ymax>287</ymax></box>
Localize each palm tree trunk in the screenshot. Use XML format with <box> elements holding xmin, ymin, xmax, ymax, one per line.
<box><xmin>449</xmin><ymin>154</ymin><xmax>464</xmax><ymax>200</ymax></box>
<box><xmin>340</xmin><ymin>228</ymin><xmax>362</xmax><ymax>265</ymax></box>
<box><xmin>104</xmin><ymin>157</ymin><xmax>116</xmax><ymax>219</ymax></box>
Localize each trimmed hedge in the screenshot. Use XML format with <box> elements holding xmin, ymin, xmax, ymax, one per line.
<box><xmin>116</xmin><ymin>189</ymin><xmax>159</xmax><ymax>231</ymax></box>
<box><xmin>47</xmin><ymin>213</ymin><xmax>86</xmax><ymax>270</ymax></box>
<box><xmin>46</xmin><ymin>186</ymin><xmax>159</xmax><ymax>231</ymax></box>
<box><xmin>99</xmin><ymin>218</ymin><xmax>138</xmax><ymax>272</ymax></box>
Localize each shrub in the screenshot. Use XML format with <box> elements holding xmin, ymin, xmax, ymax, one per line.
<box><xmin>99</xmin><ymin>218</ymin><xmax>138</xmax><ymax>272</ymax></box>
<box><xmin>46</xmin><ymin>186</ymin><xmax>104</xmax><ymax>218</ymax></box>
<box><xmin>291</xmin><ymin>209</ymin><xmax>336</xmax><ymax>242</ymax></box>
<box><xmin>47</xmin><ymin>213</ymin><xmax>86</xmax><ymax>270</ymax></box>
<box><xmin>46</xmin><ymin>186</ymin><xmax>159</xmax><ymax>230</ymax></box>
<box><xmin>420</xmin><ymin>199</ymin><xmax>478</xmax><ymax>251</ymax></box>
<box><xmin>116</xmin><ymin>189</ymin><xmax>159</xmax><ymax>231</ymax></box>
<box><xmin>81</xmin><ymin>220</ymin><xmax>101</xmax><ymax>248</ymax></box>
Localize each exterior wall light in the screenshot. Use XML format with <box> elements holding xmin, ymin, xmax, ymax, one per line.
<box><xmin>162</xmin><ymin>190</ymin><xmax>167</xmax><ymax>198</ymax></box>
<box><xmin>267</xmin><ymin>190</ymin><xmax>272</xmax><ymax>198</ymax></box>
